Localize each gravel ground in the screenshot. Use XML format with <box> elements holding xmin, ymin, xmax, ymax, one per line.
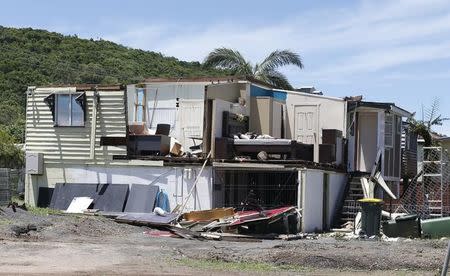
<box><xmin>0</xmin><ymin>206</ymin><xmax>447</xmax><ymax>275</ymax></box>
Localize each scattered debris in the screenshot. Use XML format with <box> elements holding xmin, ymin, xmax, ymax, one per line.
<box><xmin>144</xmin><ymin>229</ymin><xmax>176</xmax><ymax>238</ymax></box>
<box><xmin>183</xmin><ymin>208</ymin><xmax>235</xmax><ymax>222</ymax></box>
<box><xmin>279</xmin><ymin>233</ymin><xmax>315</xmax><ymax>241</ymax></box>
<box><xmin>115</xmin><ymin>212</ymin><xmax>178</xmax><ymax>226</ymax></box>
<box><xmin>7</xmin><ymin>202</ymin><xmax>27</xmax><ymax>213</ymax></box>
<box><xmin>10</xmin><ymin>224</ymin><xmax>38</xmax><ymax>236</ymax></box>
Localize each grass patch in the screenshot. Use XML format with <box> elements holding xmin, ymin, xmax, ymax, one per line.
<box><xmin>11</xmin><ymin>195</ymin><xmax>24</xmax><ymax>205</ymax></box>
<box><xmin>26</xmin><ymin>206</ymin><xmax>63</xmax><ymax>216</ymax></box>
<box><xmin>177</xmin><ymin>258</ymin><xmax>309</xmax><ymax>273</ymax></box>
<box><xmin>0</xmin><ymin>217</ymin><xmax>12</xmax><ymax>225</ymax></box>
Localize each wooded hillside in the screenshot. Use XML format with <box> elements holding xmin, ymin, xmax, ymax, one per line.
<box><xmin>0</xmin><ymin>26</ymin><xmax>223</xmax><ymax>142</ymax></box>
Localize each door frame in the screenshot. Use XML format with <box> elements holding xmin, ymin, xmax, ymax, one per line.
<box><xmin>356</xmin><ymin>111</ymin><xmax>379</xmax><ymax>172</ymax></box>
<box><xmin>178</xmin><ymin>99</ymin><xmax>204</xmax><ymax>148</ymax></box>
<box><xmin>294</xmin><ymin>104</ymin><xmax>320</xmax><ymax>162</ymax></box>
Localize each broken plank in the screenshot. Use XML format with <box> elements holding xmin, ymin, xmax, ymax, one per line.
<box><xmin>167</xmin><ymin>226</ymin><xmax>204</xmax><ymax>240</ymax></box>
<box><xmin>183</xmin><ymin>208</ymin><xmax>235</xmax><ymax>222</ymax></box>
<box><xmin>115</xmin><ymin>212</ymin><xmax>178</xmax><ymax>226</ymax></box>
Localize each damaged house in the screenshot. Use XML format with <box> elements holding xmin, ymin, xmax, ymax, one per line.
<box><xmin>24</xmin><ymin>77</ymin><xmax>413</xmax><ymax>233</ymax></box>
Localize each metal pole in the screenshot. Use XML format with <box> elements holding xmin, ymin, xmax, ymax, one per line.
<box><xmin>441</xmin><ymin>241</ymin><xmax>450</xmax><ymax>276</ymax></box>
<box><xmin>173</xmin><ymin>150</ymin><xmax>211</xmax><ymax>215</ymax></box>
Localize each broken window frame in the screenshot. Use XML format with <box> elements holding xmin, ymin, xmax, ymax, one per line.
<box><xmin>44</xmin><ymin>92</ymin><xmax>86</xmax><ymax>127</ymax></box>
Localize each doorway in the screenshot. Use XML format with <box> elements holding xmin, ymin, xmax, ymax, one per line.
<box><xmin>294</xmin><ymin>104</ymin><xmax>319</xmax><ymax>161</ymax></box>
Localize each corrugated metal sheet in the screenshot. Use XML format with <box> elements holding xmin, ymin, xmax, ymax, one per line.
<box><xmin>26</xmin><ymin>88</ymin><xmax>127</xmax><ymax>164</ymax></box>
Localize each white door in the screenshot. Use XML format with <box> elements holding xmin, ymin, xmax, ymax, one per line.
<box><xmin>295</xmin><ymin>105</ymin><xmax>319</xmax><ymax>160</ymax></box>
<box><xmin>179</xmin><ymin>100</ymin><xmax>204</xmax><ymax>149</ymax></box>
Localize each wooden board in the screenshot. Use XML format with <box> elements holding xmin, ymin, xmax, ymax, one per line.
<box><xmin>115</xmin><ymin>212</ymin><xmax>178</xmax><ymax>226</ymax></box>
<box><xmin>183</xmin><ymin>207</ymin><xmax>235</xmax><ymax>221</ymax></box>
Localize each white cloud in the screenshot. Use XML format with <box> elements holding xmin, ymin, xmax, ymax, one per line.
<box><xmin>102</xmin><ymin>0</ymin><xmax>450</xmax><ymax>85</ymax></box>
<box><xmin>311</xmin><ymin>41</ymin><xmax>450</xmax><ymax>76</ymax></box>
<box><xmin>383</xmin><ymin>70</ymin><xmax>450</xmax><ymax>81</ymax></box>
<box><xmin>103</xmin><ymin>25</ymin><xmax>169</xmax><ymax>50</ymax></box>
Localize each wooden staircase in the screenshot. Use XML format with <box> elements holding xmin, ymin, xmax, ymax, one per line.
<box><xmin>339</xmin><ymin>173</ymin><xmax>369</xmax><ymax>225</ymax></box>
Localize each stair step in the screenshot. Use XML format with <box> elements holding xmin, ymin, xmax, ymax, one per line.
<box><xmin>349</xmin><ymin>183</ymin><xmax>363</xmax><ymax>186</ymax></box>
<box><xmin>349</xmin><ymin>194</ymin><xmax>364</xmax><ymax>198</ymax></box>
<box><xmin>338</xmin><ymin>176</ymin><xmax>370</xmax><ymax>226</ymax></box>
<box><xmin>349</xmin><ymin>185</ymin><xmax>362</xmax><ymax>189</ymax></box>
<box><xmin>343</xmin><ymin>204</ymin><xmax>360</xmax><ymax>208</ymax></box>
<box><xmin>342</xmin><ymin>211</ymin><xmax>358</xmax><ymax>216</ymax></box>
<box><xmin>343</xmin><ymin>201</ymin><xmax>360</xmax><ymax>205</ymax></box>
<box><xmin>342</xmin><ymin>208</ymin><xmax>359</xmax><ymax>212</ymax></box>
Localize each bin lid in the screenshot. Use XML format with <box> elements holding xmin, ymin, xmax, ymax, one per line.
<box><xmin>358</xmin><ymin>198</ymin><xmax>383</xmax><ymax>203</ymax></box>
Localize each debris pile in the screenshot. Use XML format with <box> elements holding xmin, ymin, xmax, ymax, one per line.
<box><xmin>113</xmin><ymin>206</ymin><xmax>304</xmax><ymax>242</ymax></box>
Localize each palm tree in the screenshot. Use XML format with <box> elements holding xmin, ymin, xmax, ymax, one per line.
<box><xmin>408</xmin><ymin>98</ymin><xmax>449</xmax><ymax>147</ymax></box>
<box><xmin>203</xmin><ymin>48</ymin><xmax>303</xmax><ymax>90</ymax></box>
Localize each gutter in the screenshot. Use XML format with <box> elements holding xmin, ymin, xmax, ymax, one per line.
<box><xmin>390</xmin><ymin>105</ymin><xmax>413</xmax><ymax>118</ymax></box>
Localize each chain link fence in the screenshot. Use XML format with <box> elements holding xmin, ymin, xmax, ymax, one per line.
<box><xmin>397</xmin><ymin>147</ymin><xmax>450</xmax><ymax>219</ymax></box>
<box><xmin>0</xmin><ymin>168</ymin><xmax>25</xmax><ymax>205</ymax></box>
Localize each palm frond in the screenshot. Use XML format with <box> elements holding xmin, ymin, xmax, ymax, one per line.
<box><xmin>430</xmin><ymin>115</ymin><xmax>450</xmax><ymax>126</ymax></box>
<box><xmin>203</xmin><ymin>47</ymin><xmax>252</xmax><ymax>75</ymax></box>
<box><xmin>256</xmin><ymin>50</ymin><xmax>303</xmax><ymax>74</ymax></box>
<box><xmin>262</xmin><ymin>70</ymin><xmax>293</xmax><ymax>90</ymax></box>
<box><xmin>424</xmin><ymin>98</ymin><xmax>440</xmax><ymax>128</ymax></box>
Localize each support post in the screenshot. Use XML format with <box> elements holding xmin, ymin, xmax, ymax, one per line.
<box><xmin>441</xmin><ymin>241</ymin><xmax>450</xmax><ymax>276</ymax></box>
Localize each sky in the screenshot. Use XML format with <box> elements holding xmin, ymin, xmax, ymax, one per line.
<box><xmin>2</xmin><ymin>0</ymin><xmax>450</xmax><ymax>134</ymax></box>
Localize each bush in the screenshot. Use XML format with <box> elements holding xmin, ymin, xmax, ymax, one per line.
<box><xmin>0</xmin><ymin>130</ymin><xmax>24</xmax><ymax>168</ymax></box>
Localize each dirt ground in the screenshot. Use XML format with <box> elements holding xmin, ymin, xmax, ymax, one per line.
<box><xmin>0</xmin><ymin>207</ymin><xmax>447</xmax><ymax>275</ymax></box>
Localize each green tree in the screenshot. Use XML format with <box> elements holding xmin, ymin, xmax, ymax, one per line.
<box><xmin>0</xmin><ymin>26</ymin><xmax>226</xmax><ymax>143</ymax></box>
<box><xmin>0</xmin><ymin>130</ymin><xmax>24</xmax><ymax>168</ymax></box>
<box><xmin>408</xmin><ymin>98</ymin><xmax>449</xmax><ymax>146</ymax></box>
<box><xmin>203</xmin><ymin>47</ymin><xmax>304</xmax><ymax>90</ymax></box>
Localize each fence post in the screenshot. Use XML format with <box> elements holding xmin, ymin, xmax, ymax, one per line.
<box><xmin>442</xmin><ymin>241</ymin><xmax>450</xmax><ymax>276</ymax></box>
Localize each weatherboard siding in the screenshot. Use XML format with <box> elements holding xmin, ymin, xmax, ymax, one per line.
<box><xmin>25</xmin><ymin>87</ymin><xmax>127</xmax><ymax>164</ymax></box>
